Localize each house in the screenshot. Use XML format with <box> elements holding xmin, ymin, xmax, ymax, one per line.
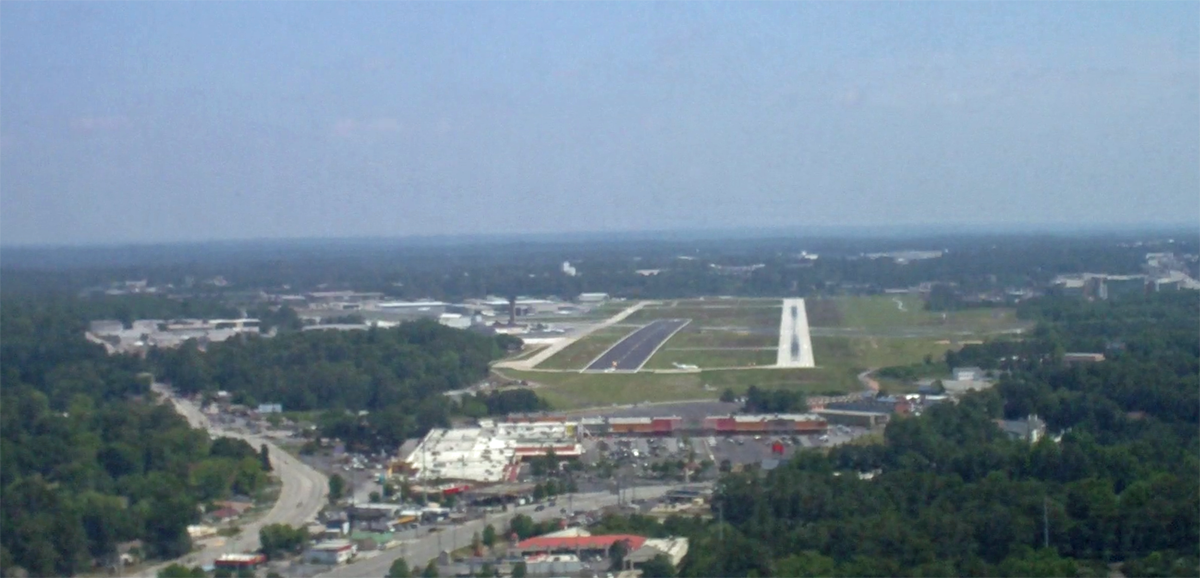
<box><xmin>940</xmin><ymin>379</ymin><xmax>994</xmax><ymax>395</ymax></box>
<box><xmin>516</xmin><ymin>534</ymin><xmax>646</xmax><ymax>558</ymax></box>
<box><xmin>207</xmin><ymin>507</ymin><xmax>241</xmax><ymax>523</ymax></box>
<box><xmin>1063</xmin><ymin>352</ymin><xmax>1105</xmax><ymax>366</ymax></box>
<box><xmin>996</xmin><ymin>415</ymin><xmax>1047</xmax><ymax>443</ymax></box>
<box><xmin>214</xmin><ymin>554</ymin><xmax>266</xmax><ymax>570</ymax></box>
<box><xmin>216</xmin><ymin>500</ymin><xmax>254</xmax><ymax>515</ymax></box>
<box><xmin>349</xmin><ymin>530</ymin><xmax>395</xmax><ymax>551</ymax></box>
<box><xmin>623</xmin><ymin>537</ymin><xmax>690</xmax><ymax>571</ymax></box>
<box><xmin>187</xmin><ymin>525</ymin><xmax>217</xmax><ymax>539</ymax></box>
<box><xmin>305</xmin><ymin>540</ymin><xmax>357</xmax><ymax>565</ymax></box>
<box><xmin>115</xmin><ymin>540</ymin><xmax>143</xmax><ymax>567</ymax></box>
<box><xmin>348</xmin><ymin>503</ymin><xmax>402</xmax><ymax>521</ymax></box>
<box><xmin>324</xmin><ymin>519</ymin><xmax>350</xmax><ymax>537</ymax></box>
<box><xmin>952</xmin><ymin>367</ymin><xmax>985</xmax><ymax>381</ymax></box>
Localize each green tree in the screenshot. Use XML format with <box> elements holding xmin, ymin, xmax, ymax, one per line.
<box><xmin>259</xmin><ymin>523</ymin><xmax>308</xmax><ymax>560</ymax></box>
<box><xmin>774</xmin><ymin>551</ymin><xmax>837</xmax><ymax>578</ymax></box>
<box><xmin>719</xmin><ymin>389</ymin><xmax>736</xmax><ymax>403</ymax></box>
<box><xmin>259</xmin><ymin>444</ymin><xmax>273</xmax><ymax>472</ymax></box>
<box><xmin>511</xmin><ymin>561</ymin><xmax>527</xmax><ymax>578</ymax></box>
<box><xmin>328</xmin><ymin>473</ymin><xmax>346</xmax><ymax>503</ymax></box>
<box><xmin>510</xmin><ymin>514</ymin><xmax>536</xmax><ymax>540</ymax></box>
<box><xmin>158</xmin><ymin>564</ymin><xmax>202</xmax><ymax>578</ymax></box>
<box><xmin>639</xmin><ymin>554</ymin><xmax>676</xmax><ymax>578</ymax></box>
<box><xmin>421</xmin><ymin>560</ymin><xmax>439</xmax><ymax>577</ymax></box>
<box><xmin>482</xmin><ymin>524</ymin><xmax>497</xmax><ymax>549</ymax></box>
<box><xmin>388</xmin><ymin>558</ymin><xmax>412</xmax><ymax>578</ymax></box>
<box><xmin>609</xmin><ymin>539</ymin><xmax>630</xmax><ymax>571</ymax></box>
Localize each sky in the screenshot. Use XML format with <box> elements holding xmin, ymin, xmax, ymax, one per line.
<box><xmin>1</xmin><ymin>2</ymin><xmax>1197</xmax><ymax>246</ymax></box>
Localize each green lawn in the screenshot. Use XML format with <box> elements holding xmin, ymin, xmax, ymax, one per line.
<box><xmin>626</xmin><ymin>305</ymin><xmax>781</xmax><ymax>327</ymax></box>
<box><xmin>642</xmin><ymin>348</ymin><xmax>776</xmax><ymax>369</ymax></box>
<box><xmin>812</xmin><ymin>335</ymin><xmax>953</xmax><ymax>370</ymax></box>
<box><xmin>500</xmin><ymin>367</ymin><xmax>856</xmax><ymax>410</ymax></box>
<box><xmin>827</xmin><ymin>295</ymin><xmax>1031</xmax><ymax>335</ymax></box>
<box><xmin>534</xmin><ymin>327</ymin><xmax>633</xmax><ymax>370</ymax></box>
<box><xmin>661</xmin><ymin>328</ymin><xmax>777</xmax><ymax>348</ymax></box>
<box><xmin>509</xmin><ymin>295</ymin><xmax>1024</xmax><ymax>409</ymax></box>
<box><xmin>503</xmin><ymin>344</ymin><xmax>548</xmax><ymax>362</ymax></box>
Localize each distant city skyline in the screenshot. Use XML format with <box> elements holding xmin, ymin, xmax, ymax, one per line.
<box><xmin>2</xmin><ymin>2</ymin><xmax>1197</xmax><ymax>245</ymax></box>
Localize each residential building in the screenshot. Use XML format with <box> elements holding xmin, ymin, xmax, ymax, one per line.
<box><xmin>996</xmin><ymin>415</ymin><xmax>1047</xmax><ymax>443</ymax></box>
<box><xmin>305</xmin><ymin>540</ymin><xmax>357</xmax><ymax>565</ymax></box>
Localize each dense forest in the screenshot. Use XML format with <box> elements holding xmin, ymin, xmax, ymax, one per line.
<box><xmin>0</xmin><ymin>300</ymin><xmax>274</xmax><ymax>576</ymax></box>
<box><xmin>4</xmin><ymin>234</ymin><xmax>1187</xmax><ymax>302</ymax></box>
<box><xmin>681</xmin><ymin>292</ymin><xmax>1200</xmax><ymax>577</ymax></box>
<box><xmin>150</xmin><ymin>320</ymin><xmax>535</xmax><ymax>451</ymax></box>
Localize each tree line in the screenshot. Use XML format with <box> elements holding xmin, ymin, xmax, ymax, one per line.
<box><xmin>593</xmin><ymin>292</ymin><xmax>1199</xmax><ymax>577</ymax></box>
<box><xmin>150</xmin><ymin>319</ymin><xmax>536</xmax><ymax>452</ymax></box>
<box><xmin>4</xmin><ymin>234</ymin><xmax>1183</xmax><ymax>302</ymax></box>
<box><xmin>0</xmin><ymin>299</ymin><xmax>274</xmax><ymax>576</ymax></box>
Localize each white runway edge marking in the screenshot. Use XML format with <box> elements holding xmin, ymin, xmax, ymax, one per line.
<box><xmin>634</xmin><ymin>319</ymin><xmax>691</xmax><ymax>371</ymax></box>
<box><xmin>776</xmin><ymin>298</ymin><xmax>816</xmax><ymax>368</ymax></box>
<box><xmin>581</xmin><ymin>323</ymin><xmax>645</xmax><ymax>373</ymax></box>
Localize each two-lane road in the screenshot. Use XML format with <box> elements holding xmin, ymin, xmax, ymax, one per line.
<box><xmin>318</xmin><ymin>484</ymin><xmax>693</xmax><ymax>578</ymax></box>
<box><xmin>137</xmin><ymin>385</ymin><xmax>329</xmax><ymax>577</ymax></box>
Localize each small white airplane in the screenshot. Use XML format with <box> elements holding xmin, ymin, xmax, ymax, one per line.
<box><xmin>672</xmin><ymin>362</ymin><xmax>699</xmax><ymax>370</ymax></box>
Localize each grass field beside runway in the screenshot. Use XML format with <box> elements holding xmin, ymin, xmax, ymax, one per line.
<box><xmin>534</xmin><ymin>327</ymin><xmax>633</xmax><ymax>370</ymax></box>
<box><xmin>499</xmin><ymin>366</ymin><xmax>857</xmax><ymax>409</ymax></box>
<box><xmin>641</xmin><ymin>348</ymin><xmax>777</xmax><ymax>370</ymax></box>
<box><xmin>625</xmin><ymin>303</ymin><xmax>782</xmax><ymax>327</ymax></box>
<box><xmin>663</xmin><ymin>329</ymin><xmax>777</xmax><ymax>348</ymax></box>
<box><xmin>520</xmin><ymin>295</ymin><xmax>1028</xmax><ymax>408</ymax></box>
<box><xmin>827</xmin><ymin>295</ymin><xmax>1030</xmax><ymax>334</ymax></box>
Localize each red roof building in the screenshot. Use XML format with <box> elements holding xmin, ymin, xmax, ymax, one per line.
<box><xmin>516</xmin><ymin>534</ymin><xmax>647</xmax><ymax>553</ymax></box>
<box><xmin>214</xmin><ymin>554</ymin><xmax>266</xmax><ymax>568</ymax></box>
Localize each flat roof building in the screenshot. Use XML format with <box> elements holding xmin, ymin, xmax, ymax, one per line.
<box><xmin>405</xmin><ymin>419</ymin><xmax>582</xmax><ymax>484</ymax></box>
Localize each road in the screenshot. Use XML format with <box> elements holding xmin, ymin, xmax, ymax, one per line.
<box><xmin>584</xmin><ymin>319</ymin><xmax>690</xmax><ymax>371</ymax></box>
<box><xmin>317</xmin><ymin>484</ymin><xmax>692</xmax><ymax>578</ymax></box>
<box><xmin>137</xmin><ymin>384</ymin><xmax>329</xmax><ymax>577</ymax></box>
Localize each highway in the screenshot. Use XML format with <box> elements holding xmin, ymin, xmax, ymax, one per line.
<box><xmin>138</xmin><ymin>384</ymin><xmax>329</xmax><ymax>577</ymax></box>
<box><xmin>317</xmin><ymin>484</ymin><xmax>690</xmax><ymax>578</ymax></box>
<box><xmin>584</xmin><ymin>319</ymin><xmax>690</xmax><ymax>371</ymax></box>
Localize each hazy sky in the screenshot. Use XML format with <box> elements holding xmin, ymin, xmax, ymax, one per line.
<box><xmin>2</xmin><ymin>2</ymin><xmax>1197</xmax><ymax>245</ymax></box>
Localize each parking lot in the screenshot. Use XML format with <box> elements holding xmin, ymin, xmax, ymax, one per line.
<box><xmin>580</xmin><ymin>423</ymin><xmax>875</xmax><ymax>479</ymax></box>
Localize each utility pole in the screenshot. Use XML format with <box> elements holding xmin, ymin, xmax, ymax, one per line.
<box><xmin>1043</xmin><ymin>496</ymin><xmax>1050</xmax><ymax>549</ymax></box>
<box><xmin>718</xmin><ymin>502</ymin><xmax>724</xmax><ymax>545</ymax></box>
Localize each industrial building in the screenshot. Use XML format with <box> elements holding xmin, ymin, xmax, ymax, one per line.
<box><xmin>305</xmin><ymin>540</ymin><xmax>357</xmax><ymax>565</ymax></box>
<box><xmin>404</xmin><ymin>420</ymin><xmax>583</xmax><ymax>484</ymax></box>
<box><xmin>606</xmin><ymin>416</ymin><xmax>684</xmax><ymax>435</ymax></box>
<box><xmin>701</xmin><ymin>414</ymin><xmax>827</xmax><ymax>435</ymax></box>
<box><xmin>87</xmin><ymin>318</ymin><xmax>262</xmax><ymax>352</ymax></box>
<box><xmin>814</xmin><ymin>409</ymin><xmax>890</xmax><ymax>428</ymax></box>
<box><xmin>214</xmin><ymin>554</ymin><xmax>266</xmax><ymax>570</ymax></box>
<box><xmin>572</xmin><ymin>414</ymin><xmax>827</xmax><ymax>437</ymax></box>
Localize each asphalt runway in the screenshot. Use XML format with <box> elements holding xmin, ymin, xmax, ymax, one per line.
<box><xmin>584</xmin><ymin>319</ymin><xmax>690</xmax><ymax>371</ymax></box>
<box><xmin>776</xmin><ymin>298</ymin><xmax>815</xmax><ymax>368</ymax></box>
